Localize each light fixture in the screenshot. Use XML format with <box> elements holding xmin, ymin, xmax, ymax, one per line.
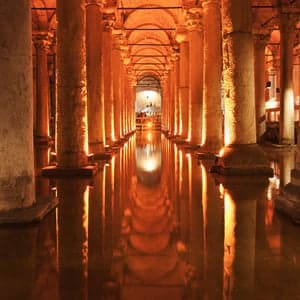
<box><xmin>265</xmin><ymin>81</ymin><xmax>271</xmax><ymax>89</ymax></box>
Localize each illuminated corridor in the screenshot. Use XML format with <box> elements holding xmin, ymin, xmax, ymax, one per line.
<box><xmin>2</xmin><ymin>0</ymin><xmax>300</xmax><ymax>299</ymax></box>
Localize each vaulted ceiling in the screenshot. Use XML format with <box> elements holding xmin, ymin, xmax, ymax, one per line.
<box><xmin>31</xmin><ymin>0</ymin><xmax>300</xmax><ymax>84</ymax></box>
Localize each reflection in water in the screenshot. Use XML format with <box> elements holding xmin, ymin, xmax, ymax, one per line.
<box><xmin>2</xmin><ymin>136</ymin><xmax>300</xmax><ymax>299</ymax></box>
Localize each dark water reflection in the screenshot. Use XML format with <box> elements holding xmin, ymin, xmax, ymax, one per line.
<box><xmin>1</xmin><ymin>132</ymin><xmax>300</xmax><ymax>299</ymax></box>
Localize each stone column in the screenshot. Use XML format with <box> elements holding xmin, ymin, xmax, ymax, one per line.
<box><xmin>254</xmin><ymin>33</ymin><xmax>269</xmax><ymax>142</ymax></box>
<box><xmin>280</xmin><ymin>13</ymin><xmax>295</xmax><ymax>145</ymax></box>
<box><xmin>56</xmin><ymin>0</ymin><xmax>88</xmax><ymax>168</ymax></box>
<box><xmin>174</xmin><ymin>58</ymin><xmax>180</xmax><ymax>135</ymax></box>
<box><xmin>187</xmin><ymin>8</ymin><xmax>203</xmax><ymax>146</ymax></box>
<box><xmin>268</xmin><ymin>66</ymin><xmax>277</xmax><ymax>101</ymax></box>
<box><xmin>102</xmin><ymin>14</ymin><xmax>114</xmax><ymax>146</ymax></box>
<box><xmin>176</xmin><ymin>30</ymin><xmax>189</xmax><ymax>139</ymax></box>
<box><xmin>111</xmin><ymin>32</ymin><xmax>122</xmax><ymax>142</ymax></box>
<box><xmin>214</xmin><ymin>0</ymin><xmax>272</xmax><ymax>175</ymax></box>
<box><xmin>86</xmin><ymin>0</ymin><xmax>105</xmax><ymax>154</ymax></box>
<box><xmin>293</xmin><ymin>50</ymin><xmax>300</xmax><ymax>125</ymax></box>
<box><xmin>33</xmin><ymin>32</ymin><xmax>51</xmax><ymax>144</ymax></box>
<box><xmin>0</xmin><ymin>0</ymin><xmax>35</xmax><ymax>210</ymax></box>
<box><xmin>202</xmin><ymin>0</ymin><xmax>223</xmax><ymax>151</ymax></box>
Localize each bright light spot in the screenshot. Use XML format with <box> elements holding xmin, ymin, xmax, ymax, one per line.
<box><xmin>147</xmin><ymin>122</ymin><xmax>152</xmax><ymax>128</ymax></box>
<box><xmin>219</xmin><ymin>148</ymin><xmax>225</xmax><ymax>157</ymax></box>
<box><xmin>143</xmin><ymin>158</ymin><xmax>157</xmax><ymax>172</ymax></box>
<box><xmin>147</xmin><ymin>132</ymin><xmax>152</xmax><ymax>142</ymax></box>
<box><xmin>265</xmin><ymin>98</ymin><xmax>279</xmax><ymax>110</ymax></box>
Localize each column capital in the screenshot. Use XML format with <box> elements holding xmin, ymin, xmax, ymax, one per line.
<box><xmin>33</xmin><ymin>32</ymin><xmax>53</xmax><ymax>51</ymax></box>
<box><xmin>175</xmin><ymin>26</ymin><xmax>188</xmax><ymax>43</ymax></box>
<box><xmin>185</xmin><ymin>8</ymin><xmax>203</xmax><ymax>32</ymax></box>
<box><xmin>102</xmin><ymin>12</ymin><xmax>116</xmax><ymax>31</ymax></box>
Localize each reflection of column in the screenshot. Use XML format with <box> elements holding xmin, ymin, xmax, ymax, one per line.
<box><xmin>279</xmin><ymin>14</ymin><xmax>295</xmax><ymax>145</ymax></box>
<box><xmin>0</xmin><ymin>0</ymin><xmax>35</xmax><ymax>210</ymax></box>
<box><xmin>102</xmin><ymin>16</ymin><xmax>114</xmax><ymax>145</ymax></box>
<box><xmin>88</xmin><ymin>171</ymin><xmax>105</xmax><ymax>300</ymax></box>
<box><xmin>187</xmin><ymin>8</ymin><xmax>203</xmax><ymax>145</ymax></box>
<box><xmin>174</xmin><ymin>58</ymin><xmax>180</xmax><ymax>135</ymax></box>
<box><xmin>222</xmin><ymin>178</ymin><xmax>268</xmax><ymax>299</ymax></box>
<box><xmin>254</xmin><ymin>33</ymin><xmax>269</xmax><ymax>142</ymax></box>
<box><xmin>215</xmin><ymin>0</ymin><xmax>271</xmax><ymax>175</ymax></box>
<box><xmin>202</xmin><ymin>0</ymin><xmax>223</xmax><ymax>151</ymax></box>
<box><xmin>279</xmin><ymin>150</ymin><xmax>295</xmax><ymax>187</ymax></box>
<box><xmin>33</xmin><ymin>212</ymin><xmax>58</xmax><ymax>299</ymax></box>
<box><xmin>189</xmin><ymin>158</ymin><xmax>203</xmax><ymax>292</ymax></box>
<box><xmin>57</xmin><ymin>179</ymin><xmax>88</xmax><ymax>300</ymax></box>
<box><xmin>0</xmin><ymin>227</ymin><xmax>37</xmax><ymax>299</ymax></box>
<box><xmin>33</xmin><ymin>33</ymin><xmax>51</xmax><ymax>144</ymax></box>
<box><xmin>87</xmin><ymin>1</ymin><xmax>105</xmax><ymax>154</ymax></box>
<box><xmin>56</xmin><ymin>0</ymin><xmax>88</xmax><ymax>167</ymax></box>
<box><xmin>201</xmin><ymin>163</ymin><xmax>223</xmax><ymax>299</ymax></box>
<box><xmin>176</xmin><ymin>30</ymin><xmax>189</xmax><ymax>139</ymax></box>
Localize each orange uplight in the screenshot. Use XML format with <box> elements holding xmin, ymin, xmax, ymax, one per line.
<box><xmin>83</xmin><ymin>185</ymin><xmax>89</xmax><ymax>278</ymax></box>
<box><xmin>219</xmin><ymin>148</ymin><xmax>225</xmax><ymax>157</ymax></box>
<box><xmin>224</xmin><ymin>191</ymin><xmax>236</xmax><ymax>293</ymax></box>
<box><xmin>147</xmin><ymin>122</ymin><xmax>152</xmax><ymax>128</ymax></box>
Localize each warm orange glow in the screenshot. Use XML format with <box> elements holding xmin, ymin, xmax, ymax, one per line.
<box><xmin>83</xmin><ymin>185</ymin><xmax>89</xmax><ymax>278</ymax></box>
<box><xmin>219</xmin><ymin>183</ymin><xmax>225</xmax><ymax>198</ymax></box>
<box><xmin>224</xmin><ymin>122</ymin><xmax>231</xmax><ymax>146</ymax></box>
<box><xmin>142</xmin><ymin>157</ymin><xmax>158</xmax><ymax>172</ymax></box>
<box><xmin>83</xmin><ymin>99</ymin><xmax>89</xmax><ymax>155</ymax></box>
<box><xmin>147</xmin><ymin>132</ymin><xmax>152</xmax><ymax>142</ymax></box>
<box><xmin>179</xmin><ymin>150</ymin><xmax>183</xmax><ymax>194</ymax></box>
<box><xmin>223</xmin><ymin>191</ymin><xmax>236</xmax><ymax>297</ymax></box>
<box><xmin>201</xmin><ymin>164</ymin><xmax>207</xmax><ymax>274</ymax></box>
<box><xmin>147</xmin><ymin>122</ymin><xmax>152</xmax><ymax>128</ymax></box>
<box><xmin>219</xmin><ymin>148</ymin><xmax>225</xmax><ymax>157</ymax></box>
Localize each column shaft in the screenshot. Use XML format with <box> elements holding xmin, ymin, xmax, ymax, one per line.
<box><xmin>214</xmin><ymin>0</ymin><xmax>272</xmax><ymax>175</ymax></box>
<box><xmin>112</xmin><ymin>37</ymin><xmax>121</xmax><ymax>141</ymax></box>
<box><xmin>0</xmin><ymin>0</ymin><xmax>35</xmax><ymax>209</ymax></box>
<box><xmin>34</xmin><ymin>34</ymin><xmax>50</xmax><ymax>141</ymax></box>
<box><xmin>254</xmin><ymin>35</ymin><xmax>268</xmax><ymax>142</ymax></box>
<box><xmin>222</xmin><ymin>0</ymin><xmax>256</xmax><ymax>145</ymax></box>
<box><xmin>188</xmin><ymin>10</ymin><xmax>203</xmax><ymax>145</ymax></box>
<box><xmin>102</xmin><ymin>24</ymin><xmax>114</xmax><ymax>145</ymax></box>
<box><xmin>57</xmin><ymin>0</ymin><xmax>88</xmax><ymax>167</ymax></box>
<box><xmin>86</xmin><ymin>3</ymin><xmax>105</xmax><ymax>153</ymax></box>
<box><xmin>203</xmin><ymin>0</ymin><xmax>222</xmax><ymax>150</ymax></box>
<box><xmin>179</xmin><ymin>41</ymin><xmax>189</xmax><ymax>138</ymax></box>
<box><xmin>280</xmin><ymin>14</ymin><xmax>295</xmax><ymax>145</ymax></box>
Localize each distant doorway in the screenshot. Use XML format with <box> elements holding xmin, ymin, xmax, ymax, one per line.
<box><xmin>135</xmin><ymin>76</ymin><xmax>161</xmax><ymax>131</ymax></box>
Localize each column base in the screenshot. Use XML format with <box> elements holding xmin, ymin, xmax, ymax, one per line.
<box><xmin>196</xmin><ymin>152</ymin><xmax>216</xmax><ymax>160</ymax></box>
<box><xmin>210</xmin><ymin>144</ymin><xmax>273</xmax><ymax>176</ymax></box>
<box><xmin>93</xmin><ymin>151</ymin><xmax>113</xmax><ymax>160</ymax></box>
<box><xmin>41</xmin><ymin>164</ymin><xmax>98</xmax><ymax>177</ymax></box>
<box><xmin>0</xmin><ymin>197</ymin><xmax>58</xmax><ymax>225</ymax></box>
<box><xmin>201</xmin><ymin>141</ymin><xmax>223</xmax><ymax>154</ymax></box>
<box><xmin>275</xmin><ymin>181</ymin><xmax>300</xmax><ymax>224</ymax></box>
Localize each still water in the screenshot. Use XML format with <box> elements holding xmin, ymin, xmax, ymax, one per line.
<box><xmin>1</xmin><ymin>132</ymin><xmax>300</xmax><ymax>300</ymax></box>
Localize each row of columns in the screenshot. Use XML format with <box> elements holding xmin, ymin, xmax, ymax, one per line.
<box><xmin>164</xmin><ymin>1</ymin><xmax>223</xmax><ymax>152</ymax></box>
<box><xmin>163</xmin><ymin>1</ymin><xmax>298</xmax><ymax>152</ymax></box>
<box><xmin>0</xmin><ymin>0</ymin><xmax>136</xmax><ymax>212</ymax></box>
